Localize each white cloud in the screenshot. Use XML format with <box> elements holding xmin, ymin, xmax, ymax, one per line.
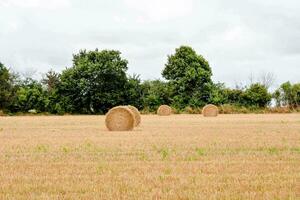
<box><xmin>0</xmin><ymin>0</ymin><xmax>70</xmax><ymax>9</ymax></box>
<box><xmin>0</xmin><ymin>0</ymin><xmax>300</xmax><ymax>86</ymax></box>
<box><xmin>123</xmin><ymin>0</ymin><xmax>194</xmax><ymax>22</ymax></box>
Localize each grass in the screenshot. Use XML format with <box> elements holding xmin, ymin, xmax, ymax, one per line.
<box><xmin>158</xmin><ymin>148</ymin><xmax>170</xmax><ymax>160</ymax></box>
<box><xmin>0</xmin><ymin>114</ymin><xmax>299</xmax><ymax>199</ymax></box>
<box><xmin>195</xmin><ymin>147</ymin><xmax>206</xmax><ymax>156</ymax></box>
<box><xmin>34</xmin><ymin>144</ymin><xmax>49</xmax><ymax>153</ymax></box>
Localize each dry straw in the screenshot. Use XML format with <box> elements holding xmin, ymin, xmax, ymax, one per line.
<box><xmin>157</xmin><ymin>105</ymin><xmax>172</xmax><ymax>116</ymax></box>
<box><xmin>202</xmin><ymin>104</ymin><xmax>219</xmax><ymax>117</ymax></box>
<box><xmin>127</xmin><ymin>105</ymin><xmax>141</xmax><ymax>127</ymax></box>
<box><xmin>105</xmin><ymin>106</ymin><xmax>135</xmax><ymax>131</ymax></box>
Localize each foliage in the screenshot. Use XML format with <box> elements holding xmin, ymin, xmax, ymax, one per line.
<box><xmin>222</xmin><ymin>88</ymin><xmax>244</xmax><ymax>106</ymax></box>
<box><xmin>162</xmin><ymin>46</ymin><xmax>213</xmax><ymax>109</ymax></box>
<box><xmin>242</xmin><ymin>83</ymin><xmax>272</xmax><ymax>108</ymax></box>
<box><xmin>124</xmin><ymin>74</ymin><xmax>143</xmax><ymax>109</ymax></box>
<box><xmin>0</xmin><ymin>63</ymin><xmax>19</xmax><ymax>111</ymax></box>
<box><xmin>58</xmin><ymin>49</ymin><xmax>129</xmax><ymax>114</ymax></box>
<box><xmin>141</xmin><ymin>80</ymin><xmax>172</xmax><ymax>112</ymax></box>
<box><xmin>208</xmin><ymin>83</ymin><xmax>228</xmax><ymax>105</ymax></box>
<box><xmin>274</xmin><ymin>82</ymin><xmax>300</xmax><ymax>108</ymax></box>
<box><xmin>0</xmin><ymin>46</ymin><xmax>298</xmax><ymax>114</ymax></box>
<box><xmin>11</xmin><ymin>79</ymin><xmax>47</xmax><ymax>113</ymax></box>
<box><xmin>41</xmin><ymin>69</ymin><xmax>61</xmax><ymax>92</ymax></box>
<box><xmin>0</xmin><ymin>62</ymin><xmax>12</xmax><ymax>109</ymax></box>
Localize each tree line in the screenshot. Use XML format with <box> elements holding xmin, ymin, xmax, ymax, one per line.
<box><xmin>0</xmin><ymin>46</ymin><xmax>299</xmax><ymax>115</ymax></box>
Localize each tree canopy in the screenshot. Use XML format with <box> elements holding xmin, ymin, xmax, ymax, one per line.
<box><xmin>58</xmin><ymin>49</ymin><xmax>129</xmax><ymax>114</ymax></box>
<box><xmin>0</xmin><ymin>63</ymin><xmax>15</xmax><ymax>110</ymax></box>
<box><xmin>0</xmin><ymin>46</ymin><xmax>298</xmax><ymax>114</ymax></box>
<box><xmin>162</xmin><ymin>46</ymin><xmax>213</xmax><ymax>108</ymax></box>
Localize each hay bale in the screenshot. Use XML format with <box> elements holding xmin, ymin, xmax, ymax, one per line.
<box><xmin>157</xmin><ymin>105</ymin><xmax>172</xmax><ymax>116</ymax></box>
<box><xmin>127</xmin><ymin>105</ymin><xmax>141</xmax><ymax>127</ymax></box>
<box><xmin>202</xmin><ymin>104</ymin><xmax>219</xmax><ymax>117</ymax></box>
<box><xmin>105</xmin><ymin>106</ymin><xmax>135</xmax><ymax>131</ymax></box>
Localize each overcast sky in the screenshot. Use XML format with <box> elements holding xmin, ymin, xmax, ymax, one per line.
<box><xmin>0</xmin><ymin>0</ymin><xmax>299</xmax><ymax>88</ymax></box>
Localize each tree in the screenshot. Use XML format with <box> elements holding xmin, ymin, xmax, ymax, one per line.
<box><xmin>0</xmin><ymin>62</ymin><xmax>11</xmax><ymax>109</ymax></box>
<box><xmin>162</xmin><ymin>46</ymin><xmax>213</xmax><ymax>109</ymax></box>
<box><xmin>40</xmin><ymin>70</ymin><xmax>64</xmax><ymax>114</ymax></box>
<box><xmin>12</xmin><ymin>79</ymin><xmax>47</xmax><ymax>112</ymax></box>
<box><xmin>274</xmin><ymin>82</ymin><xmax>300</xmax><ymax>108</ymax></box>
<box><xmin>243</xmin><ymin>83</ymin><xmax>272</xmax><ymax>108</ymax></box>
<box><xmin>273</xmin><ymin>89</ymin><xmax>282</xmax><ymax>107</ymax></box>
<box><xmin>208</xmin><ymin>83</ymin><xmax>228</xmax><ymax>105</ymax></box>
<box><xmin>223</xmin><ymin>88</ymin><xmax>244</xmax><ymax>105</ymax></box>
<box><xmin>0</xmin><ymin>62</ymin><xmax>18</xmax><ymax>111</ymax></box>
<box><xmin>59</xmin><ymin>49</ymin><xmax>129</xmax><ymax>114</ymax></box>
<box><xmin>124</xmin><ymin>74</ymin><xmax>143</xmax><ymax>109</ymax></box>
<box><xmin>41</xmin><ymin>69</ymin><xmax>61</xmax><ymax>92</ymax></box>
<box><xmin>141</xmin><ymin>80</ymin><xmax>172</xmax><ymax>111</ymax></box>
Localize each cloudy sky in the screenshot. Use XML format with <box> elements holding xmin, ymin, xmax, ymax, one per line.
<box><xmin>0</xmin><ymin>0</ymin><xmax>299</xmax><ymax>88</ymax></box>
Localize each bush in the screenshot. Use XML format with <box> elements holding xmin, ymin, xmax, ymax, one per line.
<box><xmin>184</xmin><ymin>106</ymin><xmax>202</xmax><ymax>114</ymax></box>
<box><xmin>242</xmin><ymin>83</ymin><xmax>272</xmax><ymax>108</ymax></box>
<box><xmin>11</xmin><ymin>79</ymin><xmax>47</xmax><ymax>113</ymax></box>
<box><xmin>141</xmin><ymin>80</ymin><xmax>172</xmax><ymax>112</ymax></box>
<box><xmin>219</xmin><ymin>104</ymin><xmax>250</xmax><ymax>114</ymax></box>
<box><xmin>274</xmin><ymin>82</ymin><xmax>300</xmax><ymax>108</ymax></box>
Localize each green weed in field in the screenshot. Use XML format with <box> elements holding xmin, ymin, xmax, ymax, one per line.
<box><xmin>139</xmin><ymin>151</ymin><xmax>149</xmax><ymax>161</ymax></box>
<box><xmin>158</xmin><ymin>148</ymin><xmax>169</xmax><ymax>160</ymax></box>
<box><xmin>267</xmin><ymin>147</ymin><xmax>279</xmax><ymax>155</ymax></box>
<box><xmin>96</xmin><ymin>164</ymin><xmax>106</xmax><ymax>175</ymax></box>
<box><xmin>290</xmin><ymin>147</ymin><xmax>300</xmax><ymax>154</ymax></box>
<box><xmin>163</xmin><ymin>168</ymin><xmax>172</xmax><ymax>175</ymax></box>
<box><xmin>195</xmin><ymin>148</ymin><xmax>206</xmax><ymax>156</ymax></box>
<box><xmin>34</xmin><ymin>144</ymin><xmax>49</xmax><ymax>153</ymax></box>
<box><xmin>61</xmin><ymin>146</ymin><xmax>71</xmax><ymax>154</ymax></box>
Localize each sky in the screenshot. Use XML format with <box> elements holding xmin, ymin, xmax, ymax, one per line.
<box><xmin>0</xmin><ymin>0</ymin><xmax>299</xmax><ymax>88</ymax></box>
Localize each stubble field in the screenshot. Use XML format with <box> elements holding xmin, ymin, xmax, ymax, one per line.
<box><xmin>0</xmin><ymin>114</ymin><xmax>299</xmax><ymax>199</ymax></box>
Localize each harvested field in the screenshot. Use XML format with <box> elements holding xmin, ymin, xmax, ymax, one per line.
<box><xmin>0</xmin><ymin>114</ymin><xmax>299</xmax><ymax>199</ymax></box>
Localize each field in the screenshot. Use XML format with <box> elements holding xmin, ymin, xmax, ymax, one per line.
<box><xmin>0</xmin><ymin>114</ymin><xmax>299</xmax><ymax>199</ymax></box>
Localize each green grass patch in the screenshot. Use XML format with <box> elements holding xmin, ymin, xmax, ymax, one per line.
<box><xmin>158</xmin><ymin>148</ymin><xmax>170</xmax><ymax>160</ymax></box>
<box><xmin>34</xmin><ymin>144</ymin><xmax>49</xmax><ymax>153</ymax></box>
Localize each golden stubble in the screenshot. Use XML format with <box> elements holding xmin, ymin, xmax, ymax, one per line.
<box><xmin>0</xmin><ymin>114</ymin><xmax>299</xmax><ymax>200</ymax></box>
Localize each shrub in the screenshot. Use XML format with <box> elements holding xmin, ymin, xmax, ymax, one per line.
<box><xmin>242</xmin><ymin>83</ymin><xmax>272</xmax><ymax>108</ymax></box>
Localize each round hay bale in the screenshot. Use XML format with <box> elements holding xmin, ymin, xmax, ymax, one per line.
<box><xmin>127</xmin><ymin>105</ymin><xmax>141</xmax><ymax>127</ymax></box>
<box><xmin>105</xmin><ymin>106</ymin><xmax>135</xmax><ymax>131</ymax></box>
<box><xmin>157</xmin><ymin>105</ymin><xmax>172</xmax><ymax>116</ymax></box>
<box><xmin>202</xmin><ymin>104</ymin><xmax>219</xmax><ymax>117</ymax></box>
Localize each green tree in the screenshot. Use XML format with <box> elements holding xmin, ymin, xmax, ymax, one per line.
<box><xmin>41</xmin><ymin>70</ymin><xmax>64</xmax><ymax>114</ymax></box>
<box><xmin>274</xmin><ymin>82</ymin><xmax>300</xmax><ymax>108</ymax></box>
<box><xmin>141</xmin><ymin>80</ymin><xmax>172</xmax><ymax>111</ymax></box>
<box><xmin>0</xmin><ymin>62</ymin><xmax>11</xmax><ymax>109</ymax></box>
<box><xmin>41</xmin><ymin>69</ymin><xmax>61</xmax><ymax>92</ymax></box>
<box><xmin>124</xmin><ymin>74</ymin><xmax>143</xmax><ymax>109</ymax></box>
<box><xmin>0</xmin><ymin>62</ymin><xmax>18</xmax><ymax>111</ymax></box>
<box><xmin>208</xmin><ymin>83</ymin><xmax>228</xmax><ymax>105</ymax></box>
<box><xmin>243</xmin><ymin>83</ymin><xmax>272</xmax><ymax>108</ymax></box>
<box><xmin>162</xmin><ymin>46</ymin><xmax>213</xmax><ymax>109</ymax></box>
<box><xmin>59</xmin><ymin>49</ymin><xmax>129</xmax><ymax>114</ymax></box>
<box><xmin>223</xmin><ymin>88</ymin><xmax>244</xmax><ymax>105</ymax></box>
<box><xmin>12</xmin><ymin>79</ymin><xmax>47</xmax><ymax>112</ymax></box>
